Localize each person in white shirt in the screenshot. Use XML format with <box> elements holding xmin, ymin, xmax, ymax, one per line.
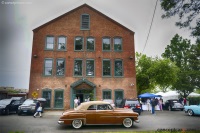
<box><xmin>146</xmin><ymin>99</ymin><xmax>151</xmax><ymax>111</ymax></box>
<box><xmin>74</xmin><ymin>97</ymin><xmax>78</xmax><ymax>108</ymax></box>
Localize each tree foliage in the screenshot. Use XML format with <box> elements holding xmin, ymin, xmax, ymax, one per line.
<box><xmin>136</xmin><ymin>52</ymin><xmax>179</xmax><ymax>94</ymax></box>
<box><xmin>160</xmin><ymin>0</ymin><xmax>200</xmax><ymax>39</ymax></box>
<box><xmin>162</xmin><ymin>34</ymin><xmax>200</xmax><ymax>98</ymax></box>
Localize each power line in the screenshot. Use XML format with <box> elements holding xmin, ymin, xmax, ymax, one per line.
<box><xmin>142</xmin><ymin>0</ymin><xmax>158</xmax><ymax>53</ymax></box>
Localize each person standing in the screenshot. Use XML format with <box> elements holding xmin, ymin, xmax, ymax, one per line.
<box><xmin>151</xmin><ymin>98</ymin><xmax>156</xmax><ymax>114</ymax></box>
<box><xmin>146</xmin><ymin>99</ymin><xmax>151</xmax><ymax>111</ymax></box>
<box><xmin>159</xmin><ymin>98</ymin><xmax>163</xmax><ymax>111</ymax></box>
<box><xmin>183</xmin><ymin>98</ymin><xmax>187</xmax><ymax>106</ymax></box>
<box><xmin>74</xmin><ymin>97</ymin><xmax>78</xmax><ymax>108</ymax></box>
<box><xmin>33</xmin><ymin>101</ymin><xmax>42</xmax><ymax>118</ymax></box>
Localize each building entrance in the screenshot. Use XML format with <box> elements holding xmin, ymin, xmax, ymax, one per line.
<box><xmin>74</xmin><ymin>89</ymin><xmax>94</xmax><ymax>104</ymax></box>
<box><xmin>70</xmin><ymin>78</ymin><xmax>96</xmax><ymax>108</ymax></box>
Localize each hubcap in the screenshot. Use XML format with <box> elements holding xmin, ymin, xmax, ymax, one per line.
<box><xmin>72</xmin><ymin>120</ymin><xmax>82</xmax><ymax>129</ymax></box>
<box><xmin>123</xmin><ymin>118</ymin><xmax>132</xmax><ymax>128</ymax></box>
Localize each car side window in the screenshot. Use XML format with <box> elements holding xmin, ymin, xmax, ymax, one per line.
<box><xmin>12</xmin><ymin>101</ymin><xmax>20</xmax><ymax>105</ymax></box>
<box><xmin>97</xmin><ymin>104</ymin><xmax>112</xmax><ymax>110</ymax></box>
<box><xmin>87</xmin><ymin>105</ymin><xmax>96</xmax><ymax>110</ymax></box>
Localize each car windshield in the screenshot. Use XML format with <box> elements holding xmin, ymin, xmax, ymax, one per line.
<box><xmin>22</xmin><ymin>99</ymin><xmax>37</xmax><ymax>105</ymax></box>
<box><xmin>0</xmin><ymin>99</ymin><xmax>12</xmax><ymax>105</ymax></box>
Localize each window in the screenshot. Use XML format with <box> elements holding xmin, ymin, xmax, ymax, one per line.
<box><xmin>81</xmin><ymin>14</ymin><xmax>90</xmax><ymax>30</ymax></box>
<box><xmin>103</xmin><ymin>59</ymin><xmax>111</xmax><ymax>76</ymax></box>
<box><xmin>87</xmin><ymin>37</ymin><xmax>95</xmax><ymax>51</ymax></box>
<box><xmin>54</xmin><ymin>90</ymin><xmax>64</xmax><ymax>108</ymax></box>
<box><xmin>42</xmin><ymin>90</ymin><xmax>52</xmax><ymax>108</ymax></box>
<box><xmin>86</xmin><ymin>59</ymin><xmax>94</xmax><ymax>76</ymax></box>
<box><xmin>115</xmin><ymin>90</ymin><xmax>124</xmax><ymax>107</ymax></box>
<box><xmin>58</xmin><ymin>36</ymin><xmax>66</xmax><ymax>50</ymax></box>
<box><xmin>102</xmin><ymin>89</ymin><xmax>111</xmax><ymax>99</ymax></box>
<box><xmin>115</xmin><ymin>59</ymin><xmax>123</xmax><ymax>77</ymax></box>
<box><xmin>56</xmin><ymin>59</ymin><xmax>65</xmax><ymax>76</ymax></box>
<box><xmin>114</xmin><ymin>37</ymin><xmax>122</xmax><ymax>51</ymax></box>
<box><xmin>102</xmin><ymin>37</ymin><xmax>111</xmax><ymax>51</ymax></box>
<box><xmin>74</xmin><ymin>37</ymin><xmax>83</xmax><ymax>51</ymax></box>
<box><xmin>74</xmin><ymin>59</ymin><xmax>83</xmax><ymax>76</ymax></box>
<box><xmin>44</xmin><ymin>59</ymin><xmax>53</xmax><ymax>76</ymax></box>
<box><xmin>45</xmin><ymin>36</ymin><xmax>54</xmax><ymax>50</ymax></box>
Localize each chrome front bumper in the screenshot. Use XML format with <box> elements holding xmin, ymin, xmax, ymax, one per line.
<box><xmin>58</xmin><ymin>120</ymin><xmax>64</xmax><ymax>124</ymax></box>
<box><xmin>134</xmin><ymin>119</ymin><xmax>140</xmax><ymax>123</ymax></box>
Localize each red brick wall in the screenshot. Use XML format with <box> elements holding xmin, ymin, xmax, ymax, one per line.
<box><xmin>29</xmin><ymin>5</ymin><xmax>137</xmax><ymax>109</ymax></box>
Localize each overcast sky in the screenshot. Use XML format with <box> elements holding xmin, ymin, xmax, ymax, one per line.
<box><xmin>0</xmin><ymin>0</ymin><xmax>194</xmax><ymax>89</ymax></box>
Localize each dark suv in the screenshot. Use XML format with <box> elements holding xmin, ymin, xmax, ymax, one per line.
<box><xmin>0</xmin><ymin>97</ymin><xmax>24</xmax><ymax>115</ymax></box>
<box><xmin>18</xmin><ymin>99</ymin><xmax>38</xmax><ymax>115</ymax></box>
<box><xmin>120</xmin><ymin>99</ymin><xmax>142</xmax><ymax>115</ymax></box>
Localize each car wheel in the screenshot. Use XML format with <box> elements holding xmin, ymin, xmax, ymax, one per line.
<box><xmin>188</xmin><ymin>109</ymin><xmax>194</xmax><ymax>116</ymax></box>
<box><xmin>6</xmin><ymin>109</ymin><xmax>9</xmax><ymax>115</ymax></box>
<box><xmin>72</xmin><ymin>119</ymin><xmax>83</xmax><ymax>129</ymax></box>
<box><xmin>18</xmin><ymin>112</ymin><xmax>21</xmax><ymax>116</ymax></box>
<box><xmin>123</xmin><ymin>118</ymin><xmax>133</xmax><ymax>128</ymax></box>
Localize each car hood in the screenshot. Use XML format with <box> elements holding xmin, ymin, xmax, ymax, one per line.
<box><xmin>20</xmin><ymin>103</ymin><xmax>35</xmax><ymax>106</ymax></box>
<box><xmin>0</xmin><ymin>104</ymin><xmax>6</xmax><ymax>108</ymax></box>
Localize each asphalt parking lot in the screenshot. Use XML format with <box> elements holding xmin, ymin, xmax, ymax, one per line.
<box><xmin>0</xmin><ymin>110</ymin><xmax>199</xmax><ymax>133</ymax></box>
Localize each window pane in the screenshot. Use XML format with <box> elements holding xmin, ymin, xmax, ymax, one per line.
<box><xmin>74</xmin><ymin>60</ymin><xmax>82</xmax><ymax>76</ymax></box>
<box><xmin>115</xmin><ymin>60</ymin><xmax>123</xmax><ymax>76</ymax></box>
<box><xmin>86</xmin><ymin>60</ymin><xmax>94</xmax><ymax>76</ymax></box>
<box><xmin>54</xmin><ymin>91</ymin><xmax>63</xmax><ymax>108</ymax></box>
<box><xmin>103</xmin><ymin>91</ymin><xmax>111</xmax><ymax>99</ymax></box>
<box><xmin>58</xmin><ymin>37</ymin><xmax>66</xmax><ymax>50</ymax></box>
<box><xmin>75</xmin><ymin>37</ymin><xmax>83</xmax><ymax>50</ymax></box>
<box><xmin>46</xmin><ymin>37</ymin><xmax>54</xmax><ymax>49</ymax></box>
<box><xmin>114</xmin><ymin>38</ymin><xmax>122</xmax><ymax>51</ymax></box>
<box><xmin>115</xmin><ymin>91</ymin><xmax>123</xmax><ymax>107</ymax></box>
<box><xmin>103</xmin><ymin>38</ymin><xmax>110</xmax><ymax>51</ymax></box>
<box><xmin>103</xmin><ymin>60</ymin><xmax>111</xmax><ymax>76</ymax></box>
<box><xmin>56</xmin><ymin>59</ymin><xmax>65</xmax><ymax>76</ymax></box>
<box><xmin>42</xmin><ymin>91</ymin><xmax>51</xmax><ymax>108</ymax></box>
<box><xmin>44</xmin><ymin>59</ymin><xmax>53</xmax><ymax>76</ymax></box>
<box><xmin>81</xmin><ymin>14</ymin><xmax>90</xmax><ymax>29</ymax></box>
<box><xmin>87</xmin><ymin>38</ymin><xmax>94</xmax><ymax>51</ymax></box>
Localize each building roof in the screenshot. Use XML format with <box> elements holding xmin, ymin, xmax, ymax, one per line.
<box><xmin>33</xmin><ymin>3</ymin><xmax>134</xmax><ymax>33</ymax></box>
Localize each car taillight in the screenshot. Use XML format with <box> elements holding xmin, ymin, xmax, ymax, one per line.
<box><xmin>136</xmin><ymin>104</ymin><xmax>141</xmax><ymax>109</ymax></box>
<box><xmin>124</xmin><ymin>105</ymin><xmax>130</xmax><ymax>109</ymax></box>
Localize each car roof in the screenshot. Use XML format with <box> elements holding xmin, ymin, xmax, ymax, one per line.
<box><xmin>76</xmin><ymin>101</ymin><xmax>110</xmax><ymax>111</ymax></box>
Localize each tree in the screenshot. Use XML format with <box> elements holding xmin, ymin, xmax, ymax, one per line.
<box><xmin>136</xmin><ymin>52</ymin><xmax>179</xmax><ymax>94</ymax></box>
<box><xmin>162</xmin><ymin>34</ymin><xmax>199</xmax><ymax>98</ymax></box>
<box><xmin>160</xmin><ymin>0</ymin><xmax>200</xmax><ymax>40</ymax></box>
<box><xmin>136</xmin><ymin>53</ymin><xmax>154</xmax><ymax>95</ymax></box>
<box><xmin>148</xmin><ymin>58</ymin><xmax>179</xmax><ymax>92</ymax></box>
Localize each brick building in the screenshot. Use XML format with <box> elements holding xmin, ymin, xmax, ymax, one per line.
<box><xmin>29</xmin><ymin>4</ymin><xmax>137</xmax><ymax>110</ymax></box>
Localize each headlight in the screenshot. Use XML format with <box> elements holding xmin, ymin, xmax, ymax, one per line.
<box><xmin>18</xmin><ymin>106</ymin><xmax>21</xmax><ymax>109</ymax></box>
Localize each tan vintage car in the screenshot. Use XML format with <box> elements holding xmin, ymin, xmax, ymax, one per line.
<box><xmin>58</xmin><ymin>101</ymin><xmax>139</xmax><ymax>129</ymax></box>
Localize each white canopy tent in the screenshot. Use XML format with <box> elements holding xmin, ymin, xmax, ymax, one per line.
<box><xmin>155</xmin><ymin>91</ymin><xmax>200</xmax><ymax>103</ymax></box>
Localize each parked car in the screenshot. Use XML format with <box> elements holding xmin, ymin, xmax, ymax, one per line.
<box><xmin>0</xmin><ymin>97</ymin><xmax>24</xmax><ymax>115</ymax></box>
<box><xmin>103</xmin><ymin>99</ymin><xmax>115</xmax><ymax>107</ymax></box>
<box><xmin>58</xmin><ymin>101</ymin><xmax>139</xmax><ymax>129</ymax></box>
<box><xmin>163</xmin><ymin>99</ymin><xmax>184</xmax><ymax>111</ymax></box>
<box><xmin>120</xmin><ymin>99</ymin><xmax>142</xmax><ymax>115</ymax></box>
<box><xmin>18</xmin><ymin>99</ymin><xmax>37</xmax><ymax>115</ymax></box>
<box><xmin>184</xmin><ymin>104</ymin><xmax>200</xmax><ymax>116</ymax></box>
<box><xmin>18</xmin><ymin>98</ymin><xmax>46</xmax><ymax>115</ymax></box>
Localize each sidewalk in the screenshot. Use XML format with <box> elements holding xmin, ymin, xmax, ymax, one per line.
<box><xmin>43</xmin><ymin>110</ymin><xmax>63</xmax><ymax>116</ymax></box>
